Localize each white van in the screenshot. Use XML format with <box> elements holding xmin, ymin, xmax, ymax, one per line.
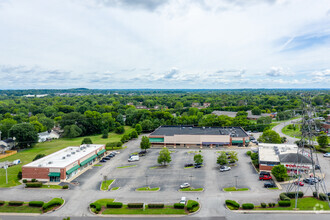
<box><xmin>128</xmin><ymin>155</ymin><xmax>139</xmax><ymax>162</ymax></box>
<box><xmin>13</xmin><ymin>159</ymin><xmax>21</xmax><ymax>165</ymax></box>
<box><xmin>180</xmin><ymin>197</ymin><xmax>186</xmax><ymax>204</ymax></box>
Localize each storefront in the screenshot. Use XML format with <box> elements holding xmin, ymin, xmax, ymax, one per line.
<box><xmin>48</xmin><ymin>172</ymin><xmax>61</xmax><ymax>182</ymax></box>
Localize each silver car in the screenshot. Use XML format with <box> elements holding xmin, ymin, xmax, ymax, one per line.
<box><xmin>220</xmin><ymin>166</ymin><xmax>231</xmax><ymax>172</ymax></box>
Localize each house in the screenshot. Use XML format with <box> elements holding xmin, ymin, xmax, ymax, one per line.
<box><xmin>136</xmin><ymin>106</ymin><xmax>148</xmax><ymax>109</ymax></box>
<box><xmin>191</xmin><ymin>103</ymin><xmax>200</xmax><ymax>107</ymax></box>
<box><xmin>126</xmin><ymin>102</ymin><xmax>134</xmax><ymax>106</ymax></box>
<box><xmin>203</xmin><ymin>103</ymin><xmax>211</xmax><ymax>108</ymax></box>
<box><xmin>0</xmin><ymin>139</ymin><xmax>15</xmax><ymax>153</ymax></box>
<box><xmin>38</xmin><ymin>131</ymin><xmax>60</xmax><ymax>142</ymax></box>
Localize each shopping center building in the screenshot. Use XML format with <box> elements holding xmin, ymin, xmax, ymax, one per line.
<box><xmin>22</xmin><ymin>144</ymin><xmax>106</xmax><ymax>182</ymax></box>
<box><xmin>149</xmin><ymin>126</ymin><xmax>249</xmax><ymax>148</ymax></box>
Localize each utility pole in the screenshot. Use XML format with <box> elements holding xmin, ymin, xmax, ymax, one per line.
<box><xmin>4</xmin><ymin>162</ymin><xmax>8</xmax><ymax>184</ymax></box>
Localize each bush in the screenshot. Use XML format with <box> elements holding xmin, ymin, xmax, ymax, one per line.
<box><xmin>26</xmin><ymin>182</ymin><xmax>43</xmax><ymax>188</ymax></box>
<box><xmin>286</xmin><ymin>191</ymin><xmax>303</xmax><ymax>198</ymax></box>
<box><xmin>31</xmin><ymin>179</ymin><xmax>37</xmax><ymax>182</ymax></box>
<box><xmin>148</xmin><ymin>204</ymin><xmax>164</xmax><ymax>209</ymax></box>
<box><xmin>107</xmin><ymin>202</ymin><xmax>123</xmax><ymax>208</ymax></box>
<box><xmin>17</xmin><ymin>171</ymin><xmax>22</xmax><ymax>180</ymax></box>
<box><xmin>127</xmin><ymin>203</ymin><xmax>143</xmax><ymax>208</ymax></box>
<box><xmin>242</xmin><ymin>203</ymin><xmax>254</xmax><ymax>210</ymax></box>
<box><xmin>33</xmin><ymin>154</ymin><xmax>46</xmax><ymax>161</ymax></box>
<box><xmin>81</xmin><ymin>137</ymin><xmax>93</xmax><ymax>145</ymax></box>
<box><xmin>187</xmin><ymin>200</ymin><xmax>199</xmax><ymax>212</ymax></box>
<box><xmin>246</xmin><ymin>151</ymin><xmax>251</xmax><ymax>156</ymax></box>
<box><xmin>261</xmin><ymin>203</ymin><xmax>266</xmax><ymax>208</ymax></box>
<box><xmin>319</xmin><ymin>193</ymin><xmax>327</xmax><ymax>201</ymax></box>
<box><xmin>62</xmin><ymin>185</ymin><xmax>69</xmax><ymax>189</ymax></box>
<box><xmin>115</xmin><ymin>126</ymin><xmax>125</xmax><ymax>134</ymax></box>
<box><xmin>272</xmin><ymin>203</ymin><xmax>276</xmax><ymax>207</ymax></box>
<box><xmin>8</xmin><ymin>201</ymin><xmax>24</xmax><ymax>206</ymax></box>
<box><xmin>279</xmin><ymin>193</ymin><xmax>290</xmax><ymax>201</ymax></box>
<box><xmin>90</xmin><ymin>203</ymin><xmax>101</xmax><ymax>212</ymax></box>
<box><xmin>278</xmin><ymin>201</ymin><xmax>291</xmax><ymax>207</ymax></box>
<box><xmin>42</xmin><ymin>198</ymin><xmax>64</xmax><ymax>211</ymax></box>
<box><xmin>268</xmin><ymin>203</ymin><xmax>273</xmax><ymax>207</ymax></box>
<box><xmin>0</xmin><ymin>201</ymin><xmax>5</xmax><ymax>206</ymax></box>
<box><xmin>29</xmin><ymin>201</ymin><xmax>44</xmax><ymax>207</ymax></box>
<box><xmin>173</xmin><ymin>203</ymin><xmax>185</xmax><ymax>209</ymax></box>
<box><xmin>23</xmin><ymin>179</ymin><xmax>28</xmax><ymax>183</ymax></box>
<box><xmin>102</xmin><ymin>129</ymin><xmax>109</xmax><ymax>139</ymax></box>
<box><xmin>225</xmin><ymin>200</ymin><xmax>240</xmax><ymax>210</ymax></box>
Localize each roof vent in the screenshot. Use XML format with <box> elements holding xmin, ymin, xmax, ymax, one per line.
<box><xmin>72</xmin><ymin>152</ymin><xmax>75</xmax><ymax>154</ymax></box>
<box><xmin>62</xmin><ymin>156</ymin><xmax>66</xmax><ymax>159</ymax></box>
<box><xmin>48</xmin><ymin>161</ymin><xmax>53</xmax><ymax>164</ymax></box>
<box><xmin>67</xmin><ymin>154</ymin><xmax>71</xmax><ymax>157</ymax></box>
<box><xmin>38</xmin><ymin>164</ymin><xmax>42</xmax><ymax>167</ymax></box>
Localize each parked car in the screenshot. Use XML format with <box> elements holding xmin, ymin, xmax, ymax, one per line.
<box><xmin>219</xmin><ymin>166</ymin><xmax>231</xmax><ymax>172</ymax></box>
<box><xmin>100</xmin><ymin>159</ymin><xmax>107</xmax><ymax>163</ymax></box>
<box><xmin>259</xmin><ymin>171</ymin><xmax>270</xmax><ymax>176</ymax></box>
<box><xmin>323</xmin><ymin>153</ymin><xmax>330</xmax><ymax>157</ymax></box>
<box><xmin>107</xmin><ymin>154</ymin><xmax>114</xmax><ymax>158</ymax></box>
<box><xmin>315</xmin><ymin>164</ymin><xmax>320</xmax><ymax>170</ymax></box>
<box><xmin>294</xmin><ymin>181</ymin><xmax>304</xmax><ymax>186</ymax></box>
<box><xmin>180</xmin><ymin>197</ymin><xmax>187</xmax><ymax>204</ymax></box>
<box><xmin>180</xmin><ymin>183</ymin><xmax>190</xmax><ymax>189</ymax></box>
<box><xmin>195</xmin><ymin>164</ymin><xmax>202</xmax><ymax>168</ymax></box>
<box><xmin>264</xmin><ymin>181</ymin><xmax>276</xmax><ymax>188</ymax></box>
<box><xmin>139</xmin><ymin>151</ymin><xmax>147</xmax><ymax>156</ymax></box>
<box><xmin>303</xmin><ymin>178</ymin><xmax>315</xmax><ymax>185</ymax></box>
<box><xmin>259</xmin><ymin>175</ymin><xmax>272</xmax><ymax>180</ymax></box>
<box><xmin>195</xmin><ymin>163</ymin><xmax>203</xmax><ymax>166</ymax></box>
<box><xmin>128</xmin><ymin>155</ymin><xmax>139</xmax><ymax>162</ymax></box>
<box><xmin>184</xmin><ymin>163</ymin><xmax>194</xmax><ymax>167</ymax></box>
<box><xmin>103</xmin><ymin>157</ymin><xmax>111</xmax><ymax>160</ymax></box>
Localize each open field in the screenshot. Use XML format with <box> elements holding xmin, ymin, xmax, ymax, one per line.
<box><xmin>0</xmin><ymin>126</ymin><xmax>133</xmax><ymax>187</ymax></box>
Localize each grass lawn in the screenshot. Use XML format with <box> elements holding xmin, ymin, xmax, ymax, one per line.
<box><xmin>184</xmin><ymin>166</ymin><xmax>194</xmax><ymax>169</ymax></box>
<box><xmin>117</xmin><ymin>165</ymin><xmax>137</xmax><ymax>169</ymax></box>
<box><xmin>282</xmin><ymin>125</ymin><xmax>301</xmax><ymax>138</ymax></box>
<box><xmin>102</xmin><ymin>205</ymin><xmax>187</xmax><ymax>215</ymax></box>
<box><xmin>94</xmin><ymin>164</ymin><xmax>102</xmax><ymax>167</ymax></box>
<box><xmin>223</xmin><ymin>187</ymin><xmax>249</xmax><ymax>192</ymax></box>
<box><xmin>101</xmin><ymin>180</ymin><xmax>114</xmax><ymax>191</ymax></box>
<box><xmin>111</xmin><ymin>187</ymin><xmax>120</xmax><ymax>191</ymax></box>
<box><xmin>0</xmin><ymin>203</ymin><xmax>42</xmax><ymax>213</ymax></box>
<box><xmin>40</xmin><ymin>184</ymin><xmax>63</xmax><ymax>189</ymax></box>
<box><xmin>0</xmin><ymin>126</ymin><xmax>133</xmax><ymax>187</ymax></box>
<box><xmin>257</xmin><ymin>197</ymin><xmax>330</xmax><ymax>210</ymax></box>
<box><xmin>136</xmin><ymin>187</ymin><xmax>160</xmax><ymax>191</ymax></box>
<box><xmin>179</xmin><ymin>187</ymin><xmax>203</xmax><ymax>192</ymax></box>
<box><xmin>269</xmin><ymin>122</ymin><xmax>280</xmax><ymax>129</ymax></box>
<box><xmin>94</xmin><ymin>199</ymin><xmax>115</xmax><ymax>207</ymax></box>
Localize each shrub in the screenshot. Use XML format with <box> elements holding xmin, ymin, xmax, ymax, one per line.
<box><xmin>29</xmin><ymin>201</ymin><xmax>44</xmax><ymax>207</ymax></box>
<box><xmin>22</xmin><ymin>179</ymin><xmax>28</xmax><ymax>183</ymax></box>
<box><xmin>286</xmin><ymin>191</ymin><xmax>303</xmax><ymax>198</ymax></box>
<box><xmin>31</xmin><ymin>179</ymin><xmax>37</xmax><ymax>182</ymax></box>
<box><xmin>148</xmin><ymin>204</ymin><xmax>164</xmax><ymax>209</ymax></box>
<box><xmin>242</xmin><ymin>203</ymin><xmax>254</xmax><ymax>210</ymax></box>
<box><xmin>0</xmin><ymin>201</ymin><xmax>5</xmax><ymax>206</ymax></box>
<box><xmin>278</xmin><ymin>201</ymin><xmax>291</xmax><ymax>207</ymax></box>
<box><xmin>26</xmin><ymin>182</ymin><xmax>43</xmax><ymax>188</ymax></box>
<box><xmin>90</xmin><ymin>203</ymin><xmax>101</xmax><ymax>213</ymax></box>
<box><xmin>62</xmin><ymin>185</ymin><xmax>69</xmax><ymax>189</ymax></box>
<box><xmin>127</xmin><ymin>203</ymin><xmax>143</xmax><ymax>208</ymax></box>
<box><xmin>261</xmin><ymin>203</ymin><xmax>266</xmax><ymax>208</ymax></box>
<box><xmin>8</xmin><ymin>201</ymin><xmax>24</xmax><ymax>206</ymax></box>
<box><xmin>279</xmin><ymin>193</ymin><xmax>290</xmax><ymax>201</ymax></box>
<box><xmin>173</xmin><ymin>203</ymin><xmax>185</xmax><ymax>209</ymax></box>
<box><xmin>81</xmin><ymin>138</ymin><xmax>93</xmax><ymax>145</ymax></box>
<box><xmin>42</xmin><ymin>198</ymin><xmax>64</xmax><ymax>211</ymax></box>
<box><xmin>17</xmin><ymin>171</ymin><xmax>22</xmax><ymax>180</ymax></box>
<box><xmin>246</xmin><ymin>151</ymin><xmax>251</xmax><ymax>156</ymax></box>
<box><xmin>225</xmin><ymin>200</ymin><xmax>240</xmax><ymax>210</ymax></box>
<box><xmin>319</xmin><ymin>193</ymin><xmax>327</xmax><ymax>201</ymax></box>
<box><xmin>33</xmin><ymin>154</ymin><xmax>46</xmax><ymax>161</ymax></box>
<box><xmin>107</xmin><ymin>202</ymin><xmax>123</xmax><ymax>208</ymax></box>
<box><xmin>187</xmin><ymin>200</ymin><xmax>199</xmax><ymax>212</ymax></box>
<box><xmin>268</xmin><ymin>203</ymin><xmax>273</xmax><ymax>207</ymax></box>
<box><xmin>272</xmin><ymin>203</ymin><xmax>276</xmax><ymax>207</ymax></box>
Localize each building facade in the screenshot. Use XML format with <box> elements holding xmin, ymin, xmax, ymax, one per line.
<box><xmin>22</xmin><ymin>144</ymin><xmax>106</xmax><ymax>182</ymax></box>
<box><xmin>149</xmin><ymin>126</ymin><xmax>249</xmax><ymax>148</ymax></box>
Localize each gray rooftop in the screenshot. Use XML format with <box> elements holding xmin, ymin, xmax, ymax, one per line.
<box><xmin>150</xmin><ymin>126</ymin><xmax>248</xmax><ymax>137</ymax></box>
<box><xmin>279</xmin><ymin>153</ymin><xmax>312</xmax><ymax>164</ymax></box>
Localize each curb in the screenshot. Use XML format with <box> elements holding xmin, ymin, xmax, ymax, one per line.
<box><xmin>45</xmin><ymin>199</ymin><xmax>66</xmax><ymax>214</ymax></box>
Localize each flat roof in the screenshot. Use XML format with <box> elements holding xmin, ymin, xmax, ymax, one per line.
<box><xmin>23</xmin><ymin>144</ymin><xmax>104</xmax><ymax>168</ymax></box>
<box><xmin>150</xmin><ymin>126</ymin><xmax>248</xmax><ymax>137</ymax></box>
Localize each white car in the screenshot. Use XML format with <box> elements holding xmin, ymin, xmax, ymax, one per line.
<box><xmin>220</xmin><ymin>166</ymin><xmax>231</xmax><ymax>172</ymax></box>
<box><xmin>180</xmin><ymin>183</ymin><xmax>190</xmax><ymax>189</ymax></box>
<box><xmin>180</xmin><ymin>197</ymin><xmax>186</xmax><ymax>204</ymax></box>
<box><xmin>323</xmin><ymin>153</ymin><xmax>330</xmax><ymax>158</ymax></box>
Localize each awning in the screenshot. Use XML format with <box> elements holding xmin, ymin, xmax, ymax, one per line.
<box><xmin>245</xmin><ymin>140</ymin><xmax>250</xmax><ymax>143</ymax></box>
<box><xmin>66</xmin><ymin>165</ymin><xmax>80</xmax><ymax>175</ymax></box>
<box><xmin>149</xmin><ymin>138</ymin><xmax>164</xmax><ymax>143</ymax></box>
<box><xmin>80</xmin><ymin>154</ymin><xmax>97</xmax><ymax>166</ymax></box>
<box><xmin>48</xmin><ymin>172</ymin><xmax>61</xmax><ymax>177</ymax></box>
<box><xmin>97</xmin><ymin>149</ymin><xmax>106</xmax><ymax>156</ymax></box>
<box><xmin>232</xmin><ymin>140</ymin><xmax>243</xmax><ymax>144</ymax></box>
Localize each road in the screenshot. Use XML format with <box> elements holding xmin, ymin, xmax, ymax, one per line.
<box><xmin>272</xmin><ymin>119</ymin><xmax>301</xmax><ymax>144</ymax></box>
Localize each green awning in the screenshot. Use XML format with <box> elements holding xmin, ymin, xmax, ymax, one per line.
<box><xmin>232</xmin><ymin>140</ymin><xmax>243</xmax><ymax>144</ymax></box>
<box><xmin>97</xmin><ymin>149</ymin><xmax>106</xmax><ymax>156</ymax></box>
<box><xmin>80</xmin><ymin>154</ymin><xmax>97</xmax><ymax>166</ymax></box>
<box><xmin>149</xmin><ymin>138</ymin><xmax>164</xmax><ymax>143</ymax></box>
<box><xmin>66</xmin><ymin>165</ymin><xmax>80</xmax><ymax>175</ymax></box>
<box><xmin>48</xmin><ymin>172</ymin><xmax>61</xmax><ymax>177</ymax></box>
<box><xmin>245</xmin><ymin>140</ymin><xmax>250</xmax><ymax>143</ymax></box>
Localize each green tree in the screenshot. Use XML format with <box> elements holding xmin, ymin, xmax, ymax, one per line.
<box><xmin>317</xmin><ymin>131</ymin><xmax>329</xmax><ymax>148</ymax></box>
<box><xmin>157</xmin><ymin>147</ymin><xmax>172</xmax><ymax>166</ymax></box>
<box><xmin>30</xmin><ymin>121</ymin><xmax>45</xmax><ymax>133</ymax></box>
<box><xmin>174</xmin><ymin>102</ymin><xmax>183</xmax><ymax>110</ymax></box>
<box><xmin>115</xmin><ymin>126</ymin><xmax>125</xmax><ymax>134</ymax></box>
<box><xmin>121</xmin><ymin>134</ymin><xmax>129</xmax><ymax>143</ymax></box>
<box><xmin>63</xmin><ymin>125</ymin><xmax>82</xmax><ymax>138</ymax></box>
<box><xmin>9</xmin><ymin>123</ymin><xmax>38</xmax><ymax>148</ymax></box>
<box><xmin>81</xmin><ymin>137</ymin><xmax>93</xmax><ymax>145</ymax></box>
<box><xmin>217</xmin><ymin>152</ymin><xmax>228</xmax><ymax>165</ymax></box>
<box><xmin>130</xmin><ymin>130</ymin><xmax>138</xmax><ymax>139</ymax></box>
<box><xmin>33</xmin><ymin>154</ymin><xmax>46</xmax><ymax>161</ymax></box>
<box><xmin>228</xmin><ymin>151</ymin><xmax>238</xmax><ymax>163</ymax></box>
<box><xmin>135</xmin><ymin>124</ymin><xmax>142</xmax><ymax>134</ymax></box>
<box><xmin>271</xmin><ymin>164</ymin><xmax>288</xmax><ymax>182</ymax></box>
<box><xmin>0</xmin><ymin>118</ymin><xmax>17</xmax><ymax>139</ymax></box>
<box><xmin>194</xmin><ymin>154</ymin><xmax>203</xmax><ymax>164</ymax></box>
<box><xmin>140</xmin><ymin>136</ymin><xmax>150</xmax><ymax>152</ymax></box>
<box><xmin>258</xmin><ymin>130</ymin><xmax>282</xmax><ymax>143</ymax></box>
<box><xmin>39</xmin><ymin>117</ymin><xmax>54</xmax><ymax>131</ymax></box>
<box><xmin>102</xmin><ymin>129</ymin><xmax>109</xmax><ymax>139</ymax></box>
<box><xmin>252</xmin><ymin>107</ymin><xmax>261</xmax><ymax>115</ymax></box>
<box><xmin>141</xmin><ymin>119</ymin><xmax>153</xmax><ymax>131</ymax></box>
<box><xmin>236</xmin><ymin>111</ymin><xmax>248</xmax><ymax>117</ymax></box>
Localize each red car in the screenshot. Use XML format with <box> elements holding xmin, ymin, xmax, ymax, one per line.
<box><xmin>259</xmin><ymin>175</ymin><xmax>272</xmax><ymax>180</ymax></box>
<box><xmin>294</xmin><ymin>181</ymin><xmax>304</xmax><ymax>186</ymax></box>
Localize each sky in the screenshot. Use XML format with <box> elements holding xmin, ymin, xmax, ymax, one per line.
<box><xmin>0</xmin><ymin>0</ymin><xmax>329</xmax><ymax>89</ymax></box>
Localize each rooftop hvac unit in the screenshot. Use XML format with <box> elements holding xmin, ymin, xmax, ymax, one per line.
<box><xmin>38</xmin><ymin>164</ymin><xmax>42</xmax><ymax>167</ymax></box>
<box><xmin>48</xmin><ymin>161</ymin><xmax>53</xmax><ymax>164</ymax></box>
<box><xmin>67</xmin><ymin>154</ymin><xmax>71</xmax><ymax>157</ymax></box>
<box><xmin>62</xmin><ymin>157</ymin><xmax>66</xmax><ymax>159</ymax></box>
<box><xmin>72</xmin><ymin>152</ymin><xmax>75</xmax><ymax>154</ymax></box>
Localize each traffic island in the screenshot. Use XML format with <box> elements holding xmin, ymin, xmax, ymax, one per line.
<box><xmin>136</xmin><ymin>187</ymin><xmax>160</xmax><ymax>191</ymax></box>
<box><xmin>100</xmin><ymin>179</ymin><xmax>115</xmax><ymax>191</ymax></box>
<box><xmin>179</xmin><ymin>187</ymin><xmax>204</xmax><ymax>192</ymax></box>
<box><xmin>223</xmin><ymin>187</ymin><xmax>249</xmax><ymax>192</ymax></box>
